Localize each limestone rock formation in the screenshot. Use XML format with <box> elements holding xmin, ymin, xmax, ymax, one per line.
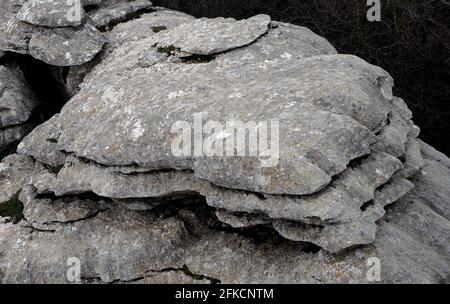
<box><xmin>17</xmin><ymin>0</ymin><xmax>85</xmax><ymax>27</ymax></box>
<box><xmin>0</xmin><ymin>64</ymin><xmax>37</xmax><ymax>157</ymax></box>
<box><xmin>87</xmin><ymin>0</ymin><xmax>153</xmax><ymax>30</ymax></box>
<box><xmin>0</xmin><ymin>0</ymin><xmax>106</xmax><ymax>66</ymax></box>
<box><xmin>0</xmin><ymin>5</ymin><xmax>449</xmax><ymax>283</ymax></box>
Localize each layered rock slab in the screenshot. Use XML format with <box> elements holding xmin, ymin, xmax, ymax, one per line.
<box><xmin>0</xmin><ymin>2</ymin><xmax>105</xmax><ymax>66</ymax></box>
<box><xmin>0</xmin><ymin>173</ymin><xmax>448</xmax><ymax>283</ymax></box>
<box><xmin>17</xmin><ymin>0</ymin><xmax>85</xmax><ymax>27</ymax></box>
<box><xmin>87</xmin><ymin>0</ymin><xmax>153</xmax><ymax>30</ymax></box>
<box><xmin>0</xmin><ymin>9</ymin><xmax>448</xmax><ymax>282</ymax></box>
<box><xmin>13</xmin><ymin>12</ymin><xmax>424</xmax><ymax>253</ymax></box>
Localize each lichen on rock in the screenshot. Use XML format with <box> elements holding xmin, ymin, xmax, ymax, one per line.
<box><xmin>0</xmin><ymin>5</ymin><xmax>449</xmax><ymax>284</ymax></box>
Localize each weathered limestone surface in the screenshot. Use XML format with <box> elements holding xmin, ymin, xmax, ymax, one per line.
<box><xmin>28</xmin><ymin>21</ymin><xmax>105</xmax><ymax>66</ymax></box>
<box><xmin>66</xmin><ymin>8</ymin><xmax>195</xmax><ymax>95</ymax></box>
<box><xmin>87</xmin><ymin>0</ymin><xmax>153</xmax><ymax>30</ymax></box>
<box><xmin>9</xmin><ymin>11</ymin><xmax>428</xmax><ymax>252</ymax></box>
<box><xmin>0</xmin><ymin>64</ymin><xmax>37</xmax><ymax>156</ymax></box>
<box><xmin>0</xmin><ymin>172</ymin><xmax>448</xmax><ymax>283</ymax></box>
<box><xmin>0</xmin><ymin>8</ymin><xmax>449</xmax><ymax>284</ymax></box>
<box><xmin>0</xmin><ymin>153</ymin><xmax>35</xmax><ymax>204</ymax></box>
<box><xmin>0</xmin><ymin>1</ymin><xmax>105</xmax><ymax>66</ymax></box>
<box><xmin>17</xmin><ymin>0</ymin><xmax>85</xmax><ymax>27</ymax></box>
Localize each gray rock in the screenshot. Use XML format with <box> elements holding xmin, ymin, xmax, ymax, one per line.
<box><xmin>19</xmin><ymin>186</ymin><xmax>109</xmax><ymax>230</ymax></box>
<box><xmin>0</xmin><ymin>64</ymin><xmax>38</xmax><ymax>128</ymax></box>
<box><xmin>400</xmin><ymin>136</ymin><xmax>424</xmax><ymax>178</ymax></box>
<box><xmin>0</xmin><ymin>9</ymin><xmax>34</xmax><ymax>54</ymax></box>
<box><xmin>0</xmin><ymin>4</ymin><xmax>105</xmax><ymax>66</ymax></box>
<box><xmin>0</xmin><ymin>64</ymin><xmax>37</xmax><ymax>157</ymax></box>
<box><xmin>0</xmin><ymin>153</ymin><xmax>35</xmax><ymax>204</ymax></box>
<box><xmin>372</xmin><ymin>110</ymin><xmax>413</xmax><ymax>157</ymax></box>
<box><xmin>29</xmin><ymin>21</ymin><xmax>105</xmax><ymax>66</ymax></box>
<box><xmin>409</xmin><ymin>141</ymin><xmax>450</xmax><ymax>220</ymax></box>
<box><xmin>1</xmin><ymin>10</ymin><xmax>449</xmax><ymax>282</ymax></box>
<box><xmin>29</xmin><ymin>151</ymin><xmax>400</xmax><ymax>224</ymax></box>
<box><xmin>25</xmin><ymin>149</ymin><xmax>405</xmax><ymax>252</ymax></box>
<box><xmin>2</xmin><ymin>0</ymin><xmax>27</xmax><ymax>13</ymax></box>
<box><xmin>66</xmin><ymin>8</ymin><xmax>194</xmax><ymax>95</ymax></box>
<box><xmin>215</xmin><ymin>209</ymin><xmax>271</xmax><ymax>228</ymax></box>
<box><xmin>17</xmin><ymin>0</ymin><xmax>85</xmax><ymax>27</ymax></box>
<box><xmin>0</xmin><ymin>123</ymin><xmax>33</xmax><ymax>156</ymax></box>
<box><xmin>15</xmin><ymin>12</ymin><xmax>423</xmax><ymax>253</ymax></box>
<box><xmin>153</xmin><ymin>14</ymin><xmax>271</xmax><ymax>56</ymax></box>
<box><xmin>87</xmin><ymin>0</ymin><xmax>153</xmax><ymax>30</ymax></box>
<box><xmin>53</xmin><ymin>52</ymin><xmax>393</xmax><ymax>196</ymax></box>
<box><xmin>0</xmin><ymin>181</ymin><xmax>448</xmax><ymax>283</ymax></box>
<box><xmin>17</xmin><ymin>114</ymin><xmax>66</xmax><ymax>168</ymax></box>
<box><xmin>273</xmin><ymin>176</ymin><xmax>414</xmax><ymax>253</ymax></box>
<box><xmin>0</xmin><ymin>200</ymin><xmax>189</xmax><ymax>283</ymax></box>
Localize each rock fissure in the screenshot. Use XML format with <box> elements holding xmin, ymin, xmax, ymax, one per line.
<box><xmin>0</xmin><ymin>4</ymin><xmax>449</xmax><ymax>283</ymax></box>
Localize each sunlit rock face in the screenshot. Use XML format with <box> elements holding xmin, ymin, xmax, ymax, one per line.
<box><xmin>0</xmin><ymin>4</ymin><xmax>448</xmax><ymax>283</ymax></box>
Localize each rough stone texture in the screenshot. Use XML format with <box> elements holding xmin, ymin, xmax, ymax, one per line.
<box><xmin>153</xmin><ymin>14</ymin><xmax>271</xmax><ymax>56</ymax></box>
<box><xmin>13</xmin><ymin>12</ymin><xmax>426</xmax><ymax>254</ymax></box>
<box><xmin>0</xmin><ymin>2</ymin><xmax>105</xmax><ymax>66</ymax></box>
<box><xmin>0</xmin><ymin>64</ymin><xmax>37</xmax><ymax>128</ymax></box>
<box><xmin>409</xmin><ymin>141</ymin><xmax>450</xmax><ymax>220</ymax></box>
<box><xmin>0</xmin><ymin>9</ymin><xmax>449</xmax><ymax>283</ymax></box>
<box><xmin>0</xmin><ymin>64</ymin><xmax>37</xmax><ymax>156</ymax></box>
<box><xmin>29</xmin><ymin>21</ymin><xmax>105</xmax><ymax>66</ymax></box>
<box><xmin>66</xmin><ymin>8</ymin><xmax>195</xmax><ymax>95</ymax></box>
<box><xmin>87</xmin><ymin>0</ymin><xmax>153</xmax><ymax>30</ymax></box>
<box><xmin>0</xmin><ymin>123</ymin><xmax>33</xmax><ymax>157</ymax></box>
<box><xmin>53</xmin><ymin>48</ymin><xmax>393</xmax><ymax>197</ymax></box>
<box><xmin>0</xmin><ymin>8</ymin><xmax>35</xmax><ymax>54</ymax></box>
<box><xmin>273</xmin><ymin>176</ymin><xmax>414</xmax><ymax>253</ymax></box>
<box><xmin>17</xmin><ymin>0</ymin><xmax>85</xmax><ymax>27</ymax></box>
<box><xmin>3</xmin><ymin>0</ymin><xmax>27</xmax><ymax>13</ymax></box>
<box><xmin>0</xmin><ymin>177</ymin><xmax>448</xmax><ymax>283</ymax></box>
<box><xmin>0</xmin><ymin>154</ymin><xmax>35</xmax><ymax>204</ymax></box>
<box><xmin>17</xmin><ymin>114</ymin><xmax>66</xmax><ymax>168</ymax></box>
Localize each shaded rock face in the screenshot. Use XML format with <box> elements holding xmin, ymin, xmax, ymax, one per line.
<box><xmin>0</xmin><ymin>150</ymin><xmax>448</xmax><ymax>283</ymax></box>
<box><xmin>0</xmin><ymin>63</ymin><xmax>37</xmax><ymax>157</ymax></box>
<box><xmin>0</xmin><ymin>7</ymin><xmax>449</xmax><ymax>284</ymax></box>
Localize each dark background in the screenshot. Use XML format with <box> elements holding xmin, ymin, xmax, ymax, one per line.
<box><xmin>153</xmin><ymin>0</ymin><xmax>450</xmax><ymax>156</ymax></box>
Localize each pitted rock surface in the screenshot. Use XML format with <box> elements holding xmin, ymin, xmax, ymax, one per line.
<box><xmin>17</xmin><ymin>0</ymin><xmax>85</xmax><ymax>27</ymax></box>
<box><xmin>0</xmin><ymin>1</ymin><xmax>105</xmax><ymax>66</ymax></box>
<box><xmin>0</xmin><ymin>8</ymin><xmax>449</xmax><ymax>283</ymax></box>
<box><xmin>0</xmin><ymin>64</ymin><xmax>37</xmax><ymax>156</ymax></box>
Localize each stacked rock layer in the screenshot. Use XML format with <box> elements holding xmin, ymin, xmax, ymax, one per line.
<box><xmin>0</xmin><ymin>2</ymin><xmax>449</xmax><ymax>283</ymax></box>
